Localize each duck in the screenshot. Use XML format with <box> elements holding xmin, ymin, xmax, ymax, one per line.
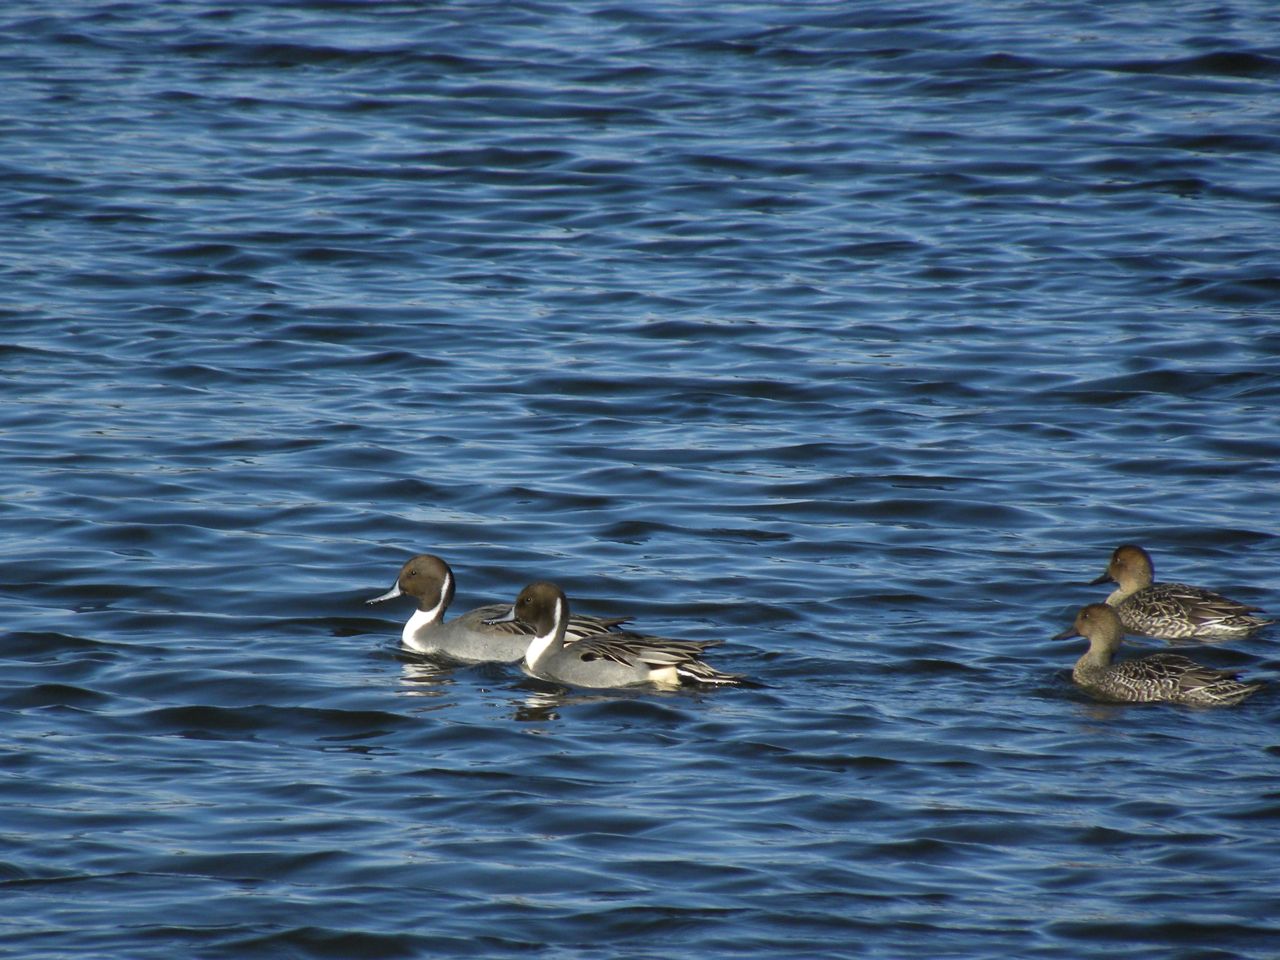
<box><xmin>487</xmin><ymin>581</ymin><xmax>747</xmax><ymax>689</ymax></box>
<box><xmin>1091</xmin><ymin>543</ymin><xmax>1271</xmax><ymax>641</ymax></box>
<box><xmin>367</xmin><ymin>555</ymin><xmax>628</xmax><ymax>662</ymax></box>
<box><xmin>1055</xmin><ymin>603</ymin><xmax>1263</xmax><ymax>706</ymax></box>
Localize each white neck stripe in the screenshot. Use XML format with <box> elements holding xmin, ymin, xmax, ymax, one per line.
<box><xmin>525</xmin><ymin>596</ymin><xmax>565</xmax><ymax>668</ymax></box>
<box><xmin>402</xmin><ymin>595</ymin><xmax>446</xmax><ymax>650</ymax></box>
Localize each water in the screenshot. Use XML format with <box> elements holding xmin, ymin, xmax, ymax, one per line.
<box><xmin>3</xmin><ymin>2</ymin><xmax>1280</xmax><ymax>957</ymax></box>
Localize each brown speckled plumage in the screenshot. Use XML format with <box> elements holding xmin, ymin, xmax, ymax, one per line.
<box><xmin>1056</xmin><ymin>603</ymin><xmax>1264</xmax><ymax>706</ymax></box>
<box><xmin>1092</xmin><ymin>544</ymin><xmax>1272</xmax><ymax>641</ymax></box>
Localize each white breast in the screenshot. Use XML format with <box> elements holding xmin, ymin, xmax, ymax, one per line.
<box><xmin>402</xmin><ymin>598</ymin><xmax>446</xmax><ymax>651</ymax></box>
<box><xmin>523</xmin><ymin>596</ymin><xmax>564</xmax><ymax>668</ymax></box>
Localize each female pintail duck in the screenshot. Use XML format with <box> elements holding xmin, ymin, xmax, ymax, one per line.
<box><xmin>487</xmin><ymin>581</ymin><xmax>747</xmax><ymax>689</ymax></box>
<box><xmin>1055</xmin><ymin>603</ymin><xmax>1264</xmax><ymax>706</ymax></box>
<box><xmin>368</xmin><ymin>555</ymin><xmax>628</xmax><ymax>662</ymax></box>
<box><xmin>1092</xmin><ymin>544</ymin><xmax>1272</xmax><ymax>641</ymax></box>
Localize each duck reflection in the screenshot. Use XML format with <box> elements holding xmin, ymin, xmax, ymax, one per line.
<box><xmin>395</xmin><ymin>652</ymin><xmax>668</xmax><ymax>723</ymax></box>
<box><xmin>397</xmin><ymin>654</ymin><xmax>458</xmax><ymax>695</ymax></box>
<box><xmin>508</xmin><ymin>679</ymin><xmax>677</xmax><ymax>722</ymax></box>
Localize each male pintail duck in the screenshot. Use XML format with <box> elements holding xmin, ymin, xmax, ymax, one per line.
<box><xmin>487</xmin><ymin>581</ymin><xmax>747</xmax><ymax>689</ymax></box>
<box><xmin>1092</xmin><ymin>543</ymin><xmax>1271</xmax><ymax>641</ymax></box>
<box><xmin>1055</xmin><ymin>603</ymin><xmax>1264</xmax><ymax>706</ymax></box>
<box><xmin>368</xmin><ymin>555</ymin><xmax>628</xmax><ymax>662</ymax></box>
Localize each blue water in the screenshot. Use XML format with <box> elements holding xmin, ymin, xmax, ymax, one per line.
<box><xmin>4</xmin><ymin>2</ymin><xmax>1280</xmax><ymax>957</ymax></box>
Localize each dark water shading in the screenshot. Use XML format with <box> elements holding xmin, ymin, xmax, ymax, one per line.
<box><xmin>4</xmin><ymin>1</ymin><xmax>1280</xmax><ymax>958</ymax></box>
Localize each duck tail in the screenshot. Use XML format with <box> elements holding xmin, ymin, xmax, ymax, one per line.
<box><xmin>675</xmin><ymin>661</ymin><xmax>757</xmax><ymax>687</ymax></box>
<box><xmin>1221</xmin><ymin>679</ymin><xmax>1267</xmax><ymax>705</ymax></box>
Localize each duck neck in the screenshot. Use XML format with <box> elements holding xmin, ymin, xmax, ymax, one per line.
<box><xmin>1106</xmin><ymin>583</ymin><xmax>1136</xmax><ymax>604</ymax></box>
<box><xmin>402</xmin><ymin>596</ymin><xmax>446</xmax><ymax>648</ymax></box>
<box><xmin>1076</xmin><ymin>637</ymin><xmax>1117</xmax><ymax>676</ymax></box>
<box><xmin>524</xmin><ymin>596</ymin><xmax>568</xmax><ymax>669</ymax></box>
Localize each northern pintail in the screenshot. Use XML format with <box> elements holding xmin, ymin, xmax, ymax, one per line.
<box><xmin>487</xmin><ymin>581</ymin><xmax>747</xmax><ymax>689</ymax></box>
<box><xmin>1055</xmin><ymin>603</ymin><xmax>1263</xmax><ymax>706</ymax></box>
<box><xmin>368</xmin><ymin>555</ymin><xmax>628</xmax><ymax>662</ymax></box>
<box><xmin>1092</xmin><ymin>544</ymin><xmax>1272</xmax><ymax>641</ymax></box>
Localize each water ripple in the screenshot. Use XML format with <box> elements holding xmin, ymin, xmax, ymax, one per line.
<box><xmin>3</xmin><ymin>1</ymin><xmax>1280</xmax><ymax>958</ymax></box>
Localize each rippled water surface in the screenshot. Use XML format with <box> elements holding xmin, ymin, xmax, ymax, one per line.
<box><xmin>4</xmin><ymin>2</ymin><xmax>1280</xmax><ymax>957</ymax></box>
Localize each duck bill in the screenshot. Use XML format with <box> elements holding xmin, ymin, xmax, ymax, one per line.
<box><xmin>367</xmin><ymin>583</ymin><xmax>403</xmax><ymax>604</ymax></box>
<box><xmin>483</xmin><ymin>604</ymin><xmax>518</xmax><ymax>625</ymax></box>
<box><xmin>1089</xmin><ymin>572</ymin><xmax>1112</xmax><ymax>586</ymax></box>
<box><xmin>1052</xmin><ymin>626</ymin><xmax>1080</xmax><ymax>641</ymax></box>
